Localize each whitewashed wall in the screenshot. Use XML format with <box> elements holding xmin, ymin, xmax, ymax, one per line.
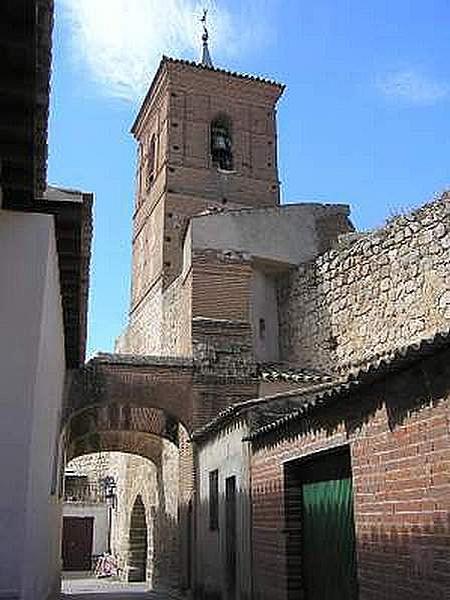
<box><xmin>195</xmin><ymin>420</ymin><xmax>252</xmax><ymax>600</ymax></box>
<box><xmin>0</xmin><ymin>211</ymin><xmax>65</xmax><ymax>600</ymax></box>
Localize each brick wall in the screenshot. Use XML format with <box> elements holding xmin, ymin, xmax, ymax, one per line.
<box><xmin>68</xmin><ymin>357</ymin><xmax>195</xmax><ymax>431</ymax></box>
<box><xmin>251</xmin><ymin>348</ymin><xmax>450</xmax><ymax>600</ymax></box>
<box><xmin>163</xmin><ymin>59</ymin><xmax>283</xmax><ymax>208</ymax></box>
<box><xmin>192</xmin><ymin>250</ymin><xmax>252</xmax><ymax>322</ymax></box>
<box><xmin>279</xmin><ymin>193</ymin><xmax>450</xmax><ymax>372</ymax></box>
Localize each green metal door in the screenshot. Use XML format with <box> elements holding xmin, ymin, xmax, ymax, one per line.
<box><xmin>302</xmin><ymin>477</ymin><xmax>358</xmax><ymax>600</ymax></box>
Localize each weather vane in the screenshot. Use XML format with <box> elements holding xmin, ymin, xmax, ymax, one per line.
<box><xmin>200</xmin><ymin>8</ymin><xmax>213</xmax><ymax>68</ymax></box>
<box><xmin>201</xmin><ymin>9</ymin><xmax>209</xmax><ymax>42</ymax></box>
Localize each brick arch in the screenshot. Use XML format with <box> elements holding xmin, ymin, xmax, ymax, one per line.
<box><xmin>66</xmin><ymin>354</ymin><xmax>195</xmax><ymax>431</ymax></box>
<box><xmin>67</xmin><ymin>430</ymin><xmax>169</xmax><ymax>464</ymax></box>
<box><xmin>66</xmin><ymin>403</ymin><xmax>179</xmax><ymax>453</ymax></box>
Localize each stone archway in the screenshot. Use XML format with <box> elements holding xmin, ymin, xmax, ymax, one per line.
<box><xmin>128</xmin><ymin>495</ymin><xmax>148</xmax><ymax>582</ymax></box>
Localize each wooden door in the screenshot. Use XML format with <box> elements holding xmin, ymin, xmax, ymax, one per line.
<box><xmin>285</xmin><ymin>448</ymin><xmax>358</xmax><ymax>600</ymax></box>
<box><xmin>302</xmin><ymin>477</ymin><xmax>358</xmax><ymax>599</ymax></box>
<box><xmin>225</xmin><ymin>476</ymin><xmax>237</xmax><ymax>600</ymax></box>
<box><xmin>62</xmin><ymin>516</ymin><xmax>94</xmax><ymax>571</ymax></box>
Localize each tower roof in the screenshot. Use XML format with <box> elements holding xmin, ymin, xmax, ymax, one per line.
<box><xmin>131</xmin><ymin>55</ymin><xmax>285</xmax><ymax>135</ymax></box>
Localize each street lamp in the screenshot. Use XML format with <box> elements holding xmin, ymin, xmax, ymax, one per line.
<box><xmin>100</xmin><ymin>476</ymin><xmax>117</xmax><ymax>554</ymax></box>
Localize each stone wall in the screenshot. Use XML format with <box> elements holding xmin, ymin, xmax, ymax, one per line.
<box><xmin>68</xmin><ymin>453</ymin><xmax>111</xmax><ymax>482</ymax></box>
<box><xmin>279</xmin><ymin>193</ymin><xmax>450</xmax><ymax>372</ymax></box>
<box><xmin>116</xmin><ymin>283</ymin><xmax>163</xmax><ymax>355</ymax></box>
<box><xmin>161</xmin><ymin>270</ymin><xmax>192</xmax><ymax>356</ymax></box>
<box><xmin>108</xmin><ymin>452</ymin><xmax>159</xmax><ymax>586</ymax></box>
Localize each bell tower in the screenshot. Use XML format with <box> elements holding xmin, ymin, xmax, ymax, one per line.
<box><xmin>129</xmin><ymin>45</ymin><xmax>284</xmax><ymax>327</ymax></box>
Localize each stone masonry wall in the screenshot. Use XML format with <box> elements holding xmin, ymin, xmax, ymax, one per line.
<box><xmin>116</xmin><ymin>283</ymin><xmax>163</xmax><ymax>355</ymax></box>
<box><xmin>161</xmin><ymin>270</ymin><xmax>192</xmax><ymax>356</ymax></box>
<box><xmin>68</xmin><ymin>452</ymin><xmax>111</xmax><ymax>483</ymax></box>
<box><xmin>279</xmin><ymin>192</ymin><xmax>450</xmax><ymax>372</ymax></box>
<box><xmin>110</xmin><ymin>444</ymin><xmax>180</xmax><ymax>589</ymax></box>
<box><xmin>108</xmin><ymin>452</ymin><xmax>159</xmax><ymax>585</ymax></box>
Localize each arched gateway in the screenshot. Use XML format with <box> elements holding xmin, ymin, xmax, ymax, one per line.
<box><xmin>63</xmin><ymin>354</ymin><xmax>196</xmax><ymax>590</ymax></box>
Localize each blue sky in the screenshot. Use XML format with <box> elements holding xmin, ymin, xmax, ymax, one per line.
<box><xmin>48</xmin><ymin>0</ymin><xmax>450</xmax><ymax>357</ymax></box>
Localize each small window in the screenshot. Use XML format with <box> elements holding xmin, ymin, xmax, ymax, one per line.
<box><xmin>136</xmin><ymin>143</ymin><xmax>144</xmax><ymax>197</ymax></box>
<box><xmin>209</xmin><ymin>469</ymin><xmax>219</xmax><ymax>530</ymax></box>
<box><xmin>211</xmin><ymin>115</ymin><xmax>233</xmax><ymax>171</ymax></box>
<box><xmin>146</xmin><ymin>134</ymin><xmax>156</xmax><ymax>190</ymax></box>
<box><xmin>259</xmin><ymin>318</ymin><xmax>266</xmax><ymax>340</ymax></box>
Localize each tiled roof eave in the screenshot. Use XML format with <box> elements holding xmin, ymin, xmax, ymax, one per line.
<box><xmin>163</xmin><ymin>55</ymin><xmax>285</xmax><ymax>90</ymax></box>
<box><xmin>247</xmin><ymin>327</ymin><xmax>450</xmax><ymax>441</ymax></box>
<box><xmin>191</xmin><ymin>381</ymin><xmax>337</xmax><ymax>443</ymax></box>
<box><xmin>257</xmin><ymin>362</ymin><xmax>333</xmax><ymax>385</ymax></box>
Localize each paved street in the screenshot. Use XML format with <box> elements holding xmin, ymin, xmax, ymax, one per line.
<box><xmin>61</xmin><ymin>573</ymin><xmax>182</xmax><ymax>600</ymax></box>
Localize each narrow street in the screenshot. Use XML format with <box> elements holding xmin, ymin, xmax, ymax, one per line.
<box><xmin>60</xmin><ymin>573</ymin><xmax>182</xmax><ymax>600</ymax></box>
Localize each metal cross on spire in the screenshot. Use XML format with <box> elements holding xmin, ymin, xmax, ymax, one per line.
<box><xmin>200</xmin><ymin>9</ymin><xmax>213</xmax><ymax>68</ymax></box>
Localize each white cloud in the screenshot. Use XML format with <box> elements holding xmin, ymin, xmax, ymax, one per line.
<box><xmin>376</xmin><ymin>69</ymin><xmax>449</xmax><ymax>105</ymax></box>
<box><xmin>59</xmin><ymin>0</ymin><xmax>273</xmax><ymax>102</ymax></box>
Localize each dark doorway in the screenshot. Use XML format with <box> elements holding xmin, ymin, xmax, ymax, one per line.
<box><xmin>62</xmin><ymin>516</ymin><xmax>94</xmax><ymax>571</ymax></box>
<box><xmin>284</xmin><ymin>446</ymin><xmax>358</xmax><ymax>600</ymax></box>
<box><xmin>128</xmin><ymin>495</ymin><xmax>148</xmax><ymax>582</ymax></box>
<box><xmin>225</xmin><ymin>475</ymin><xmax>237</xmax><ymax>600</ymax></box>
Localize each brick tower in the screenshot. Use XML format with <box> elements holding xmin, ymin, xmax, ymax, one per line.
<box><xmin>129</xmin><ymin>56</ymin><xmax>285</xmax><ymax>311</ymax></box>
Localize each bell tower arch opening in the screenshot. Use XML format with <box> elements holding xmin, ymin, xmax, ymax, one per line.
<box><xmin>63</xmin><ymin>369</ymin><xmax>193</xmax><ymax>593</ymax></box>
<box><xmin>210</xmin><ymin>113</ymin><xmax>233</xmax><ymax>171</ymax></box>
<box><xmin>128</xmin><ymin>495</ymin><xmax>148</xmax><ymax>582</ymax></box>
